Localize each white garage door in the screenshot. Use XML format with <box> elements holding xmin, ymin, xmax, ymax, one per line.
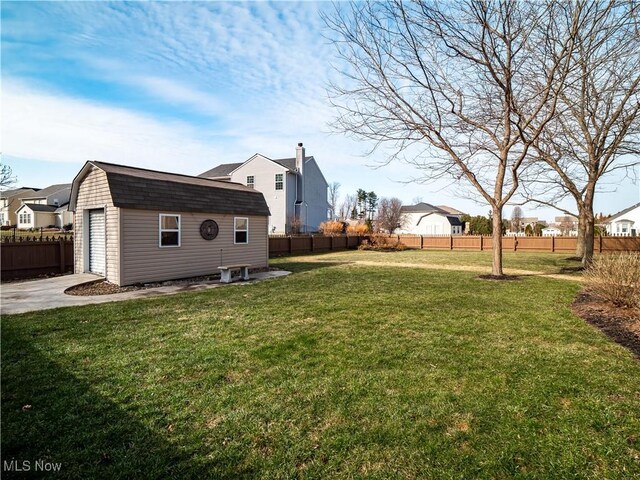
<box><xmin>89</xmin><ymin>209</ymin><xmax>105</xmax><ymax>275</ymax></box>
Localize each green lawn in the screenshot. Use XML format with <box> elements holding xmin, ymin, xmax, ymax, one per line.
<box><xmin>2</xmin><ymin>251</ymin><xmax>639</xmax><ymax>479</ymax></box>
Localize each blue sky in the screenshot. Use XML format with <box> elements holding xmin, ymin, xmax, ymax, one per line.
<box><xmin>1</xmin><ymin>1</ymin><xmax>638</xmax><ymax>221</ymax></box>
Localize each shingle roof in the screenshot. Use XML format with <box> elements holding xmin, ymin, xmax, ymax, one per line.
<box><xmin>400</xmin><ymin>202</ymin><xmax>447</xmax><ymax>214</ymax></box>
<box><xmin>0</xmin><ymin>187</ymin><xmax>40</xmax><ymax>199</ymax></box>
<box><xmin>20</xmin><ymin>203</ymin><xmax>58</xmax><ymax>213</ymax></box>
<box><xmin>198</xmin><ymin>163</ymin><xmax>244</xmax><ymax>178</ymax></box>
<box><xmin>604</xmin><ymin>202</ymin><xmax>640</xmax><ymax>223</ymax></box>
<box><xmin>436</xmin><ymin>205</ymin><xmax>466</xmax><ymax>216</ymax></box>
<box><xmin>22</xmin><ymin>183</ymin><xmax>71</xmax><ymax>199</ymax></box>
<box><xmin>198</xmin><ymin>156</ymin><xmax>314</xmax><ymax>178</ymax></box>
<box><xmin>84</xmin><ymin>161</ymin><xmax>270</xmax><ymax>216</ymax></box>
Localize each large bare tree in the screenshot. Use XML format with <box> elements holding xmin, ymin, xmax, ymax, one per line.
<box><xmin>376</xmin><ymin>197</ymin><xmax>405</xmax><ymax>233</ymax></box>
<box><xmin>324</xmin><ymin>1</ymin><xmax>580</xmax><ymax>275</ymax></box>
<box><xmin>521</xmin><ymin>1</ymin><xmax>640</xmax><ymax>266</ymax></box>
<box><xmin>328</xmin><ymin>182</ymin><xmax>341</xmax><ymax>219</ymax></box>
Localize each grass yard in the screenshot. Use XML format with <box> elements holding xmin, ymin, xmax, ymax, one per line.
<box><xmin>2</xmin><ymin>251</ymin><xmax>639</xmax><ymax>479</ymax></box>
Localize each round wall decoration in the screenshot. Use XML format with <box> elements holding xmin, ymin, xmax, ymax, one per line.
<box><xmin>200</xmin><ymin>220</ymin><xmax>219</xmax><ymax>240</ymax></box>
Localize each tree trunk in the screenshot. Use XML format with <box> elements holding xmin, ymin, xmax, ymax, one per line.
<box><xmin>491</xmin><ymin>207</ymin><xmax>504</xmax><ymax>276</ymax></box>
<box><xmin>582</xmin><ymin>200</ymin><xmax>595</xmax><ymax>267</ymax></box>
<box><xmin>575</xmin><ymin>213</ymin><xmax>586</xmax><ymax>258</ymax></box>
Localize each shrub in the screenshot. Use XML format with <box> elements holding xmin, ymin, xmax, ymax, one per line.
<box><xmin>359</xmin><ymin>234</ymin><xmax>406</xmax><ymax>251</ymax></box>
<box><xmin>584</xmin><ymin>252</ymin><xmax>640</xmax><ymax>308</ymax></box>
<box><xmin>319</xmin><ymin>220</ymin><xmax>345</xmax><ymax>236</ymax></box>
<box><xmin>346</xmin><ymin>223</ymin><xmax>370</xmax><ymax>235</ymax></box>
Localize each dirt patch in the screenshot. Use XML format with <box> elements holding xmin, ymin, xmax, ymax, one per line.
<box><xmin>572</xmin><ymin>292</ymin><xmax>640</xmax><ymax>359</ymax></box>
<box><xmin>65</xmin><ymin>267</ymin><xmax>279</xmax><ymax>296</ymax></box>
<box><xmin>478</xmin><ymin>274</ymin><xmax>521</xmax><ymax>281</ymax></box>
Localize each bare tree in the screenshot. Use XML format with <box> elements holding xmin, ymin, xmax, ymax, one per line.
<box><xmin>0</xmin><ymin>162</ymin><xmax>16</xmax><ymax>189</ymax></box>
<box><xmin>338</xmin><ymin>194</ymin><xmax>357</xmax><ymax>221</ymax></box>
<box><xmin>510</xmin><ymin>206</ymin><xmax>524</xmax><ymax>233</ymax></box>
<box><xmin>328</xmin><ymin>182</ymin><xmax>341</xmax><ymax>219</ymax></box>
<box><xmin>522</xmin><ymin>1</ymin><xmax>640</xmax><ymax>266</ymax></box>
<box><xmin>324</xmin><ymin>1</ymin><xmax>580</xmax><ymax>275</ymax></box>
<box><xmin>376</xmin><ymin>197</ymin><xmax>406</xmax><ymax>233</ymax></box>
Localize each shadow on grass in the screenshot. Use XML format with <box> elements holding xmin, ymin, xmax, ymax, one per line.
<box><xmin>0</xmin><ymin>322</ymin><xmax>252</xmax><ymax>479</ymax></box>
<box><xmin>268</xmin><ymin>261</ymin><xmax>349</xmax><ymax>274</ymax></box>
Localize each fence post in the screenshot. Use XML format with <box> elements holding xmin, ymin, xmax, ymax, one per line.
<box><xmin>311</xmin><ymin>235</ymin><xmax>315</xmax><ymax>252</ymax></box>
<box><xmin>330</xmin><ymin>235</ymin><xmax>334</xmax><ymax>250</ymax></box>
<box><xmin>599</xmin><ymin>235</ymin><xmax>603</xmax><ymax>253</ymax></box>
<box><xmin>420</xmin><ymin>235</ymin><xmax>424</xmax><ymax>249</ymax></box>
<box><xmin>551</xmin><ymin>236</ymin><xmax>555</xmax><ymax>253</ymax></box>
<box><xmin>289</xmin><ymin>235</ymin><xmax>293</xmax><ymax>254</ymax></box>
<box><xmin>480</xmin><ymin>236</ymin><xmax>483</xmax><ymax>251</ymax></box>
<box><xmin>59</xmin><ymin>238</ymin><xmax>65</xmax><ymax>273</ymax></box>
<box><xmin>514</xmin><ymin>237</ymin><xmax>517</xmax><ymax>252</ymax></box>
<box><xmin>450</xmin><ymin>235</ymin><xmax>453</xmax><ymax>250</ymax></box>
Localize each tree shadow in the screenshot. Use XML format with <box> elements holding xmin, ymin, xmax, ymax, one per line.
<box><xmin>0</xmin><ymin>321</ymin><xmax>255</xmax><ymax>479</ymax></box>
<box><xmin>269</xmin><ymin>261</ymin><xmax>350</xmax><ymax>274</ymax></box>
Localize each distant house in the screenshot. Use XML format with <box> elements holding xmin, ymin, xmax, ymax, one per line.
<box><xmin>398</xmin><ymin>202</ymin><xmax>464</xmax><ymax>235</ymax></box>
<box><xmin>11</xmin><ymin>183</ymin><xmax>73</xmax><ymax>229</ymax></box>
<box><xmin>199</xmin><ymin>143</ymin><xmax>329</xmax><ymax>234</ymax></box>
<box><xmin>603</xmin><ymin>202</ymin><xmax>640</xmax><ymax>236</ymax></box>
<box><xmin>70</xmin><ymin>161</ymin><xmax>270</xmax><ymax>285</ymax></box>
<box><xmin>541</xmin><ymin>226</ymin><xmax>562</xmax><ymax>237</ymax></box>
<box><xmin>0</xmin><ymin>187</ymin><xmax>40</xmax><ymax>226</ymax></box>
<box><xmin>554</xmin><ymin>215</ymin><xmax>579</xmax><ymax>236</ymax></box>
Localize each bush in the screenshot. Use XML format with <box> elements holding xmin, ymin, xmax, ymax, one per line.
<box><xmin>346</xmin><ymin>223</ymin><xmax>370</xmax><ymax>235</ymax></box>
<box><xmin>359</xmin><ymin>234</ymin><xmax>406</xmax><ymax>251</ymax></box>
<box><xmin>319</xmin><ymin>220</ymin><xmax>345</xmax><ymax>236</ymax></box>
<box><xmin>584</xmin><ymin>253</ymin><xmax>640</xmax><ymax>308</ymax></box>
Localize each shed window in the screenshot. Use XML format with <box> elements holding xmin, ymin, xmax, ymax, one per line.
<box><xmin>159</xmin><ymin>214</ymin><xmax>181</xmax><ymax>247</ymax></box>
<box><xmin>246</xmin><ymin>176</ymin><xmax>255</xmax><ymax>188</ymax></box>
<box><xmin>234</xmin><ymin>217</ymin><xmax>248</xmax><ymax>244</ymax></box>
<box><xmin>275</xmin><ymin>173</ymin><xmax>283</xmax><ymax>190</ymax></box>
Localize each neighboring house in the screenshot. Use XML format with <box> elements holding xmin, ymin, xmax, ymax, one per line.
<box><xmin>603</xmin><ymin>202</ymin><xmax>640</xmax><ymax>236</ymax></box>
<box><xmin>16</xmin><ymin>203</ymin><xmax>58</xmax><ymax>229</ymax></box>
<box><xmin>398</xmin><ymin>202</ymin><xmax>464</xmax><ymax>235</ymax></box>
<box><xmin>21</xmin><ymin>183</ymin><xmax>71</xmax><ymax>207</ymax></box>
<box><xmin>199</xmin><ymin>143</ymin><xmax>329</xmax><ymax>234</ymax></box>
<box><xmin>542</xmin><ymin>226</ymin><xmax>562</xmax><ymax>236</ymax></box>
<box><xmin>0</xmin><ymin>187</ymin><xmax>40</xmax><ymax>226</ymax></box>
<box><xmin>70</xmin><ymin>161</ymin><xmax>270</xmax><ymax>286</ymax></box>
<box><xmin>554</xmin><ymin>215</ymin><xmax>579</xmax><ymax>236</ymax></box>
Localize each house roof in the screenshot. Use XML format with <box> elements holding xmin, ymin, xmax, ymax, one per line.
<box><xmin>401</xmin><ymin>202</ymin><xmax>447</xmax><ymax>214</ymax></box>
<box><xmin>0</xmin><ymin>187</ymin><xmax>41</xmax><ymax>199</ymax></box>
<box><xmin>436</xmin><ymin>205</ymin><xmax>466</xmax><ymax>216</ymax></box>
<box><xmin>21</xmin><ymin>183</ymin><xmax>71</xmax><ymax>199</ymax></box>
<box><xmin>604</xmin><ymin>202</ymin><xmax>640</xmax><ymax>223</ymax></box>
<box><xmin>198</xmin><ymin>163</ymin><xmax>244</xmax><ymax>178</ymax></box>
<box><xmin>71</xmin><ymin>161</ymin><xmax>270</xmax><ymax>216</ymax></box>
<box><xmin>19</xmin><ymin>203</ymin><xmax>58</xmax><ymax>213</ymax></box>
<box><xmin>198</xmin><ymin>156</ymin><xmax>314</xmax><ymax>178</ymax></box>
<box><xmin>416</xmin><ymin>211</ymin><xmax>464</xmax><ymax>226</ymax></box>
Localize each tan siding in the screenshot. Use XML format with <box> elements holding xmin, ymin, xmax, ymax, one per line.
<box><xmin>120</xmin><ymin>209</ymin><xmax>268</xmax><ymax>285</ymax></box>
<box><xmin>73</xmin><ymin>168</ymin><xmax>120</xmax><ymax>284</ymax></box>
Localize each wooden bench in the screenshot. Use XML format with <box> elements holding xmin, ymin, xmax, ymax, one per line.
<box><xmin>218</xmin><ymin>264</ymin><xmax>250</xmax><ymax>284</ymax></box>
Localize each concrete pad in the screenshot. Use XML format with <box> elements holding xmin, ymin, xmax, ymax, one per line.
<box><xmin>1</xmin><ymin>271</ymin><xmax>291</xmax><ymax>315</ymax></box>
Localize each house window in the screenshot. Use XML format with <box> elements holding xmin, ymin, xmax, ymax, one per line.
<box><xmin>19</xmin><ymin>212</ymin><xmax>31</xmax><ymax>224</ymax></box>
<box><xmin>246</xmin><ymin>176</ymin><xmax>255</xmax><ymax>188</ymax></box>
<box><xmin>234</xmin><ymin>217</ymin><xmax>248</xmax><ymax>244</ymax></box>
<box><xmin>275</xmin><ymin>173</ymin><xmax>283</xmax><ymax>190</ymax></box>
<box><xmin>159</xmin><ymin>214</ymin><xmax>181</xmax><ymax>247</ymax></box>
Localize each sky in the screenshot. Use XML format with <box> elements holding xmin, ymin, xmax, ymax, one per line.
<box><xmin>1</xmin><ymin>1</ymin><xmax>638</xmax><ymax>222</ymax></box>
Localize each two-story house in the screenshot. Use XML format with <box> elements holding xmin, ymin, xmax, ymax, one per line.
<box><xmin>0</xmin><ymin>187</ymin><xmax>41</xmax><ymax>226</ymax></box>
<box><xmin>14</xmin><ymin>183</ymin><xmax>73</xmax><ymax>229</ymax></box>
<box><xmin>199</xmin><ymin>143</ymin><xmax>329</xmax><ymax>233</ymax></box>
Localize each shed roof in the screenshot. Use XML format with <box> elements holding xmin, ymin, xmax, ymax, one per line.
<box><xmin>401</xmin><ymin>202</ymin><xmax>446</xmax><ymax>214</ymax></box>
<box><xmin>70</xmin><ymin>161</ymin><xmax>270</xmax><ymax>216</ymax></box>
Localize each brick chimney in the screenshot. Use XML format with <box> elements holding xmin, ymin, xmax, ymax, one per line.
<box><xmin>295</xmin><ymin>142</ymin><xmax>305</xmax><ymax>174</ymax></box>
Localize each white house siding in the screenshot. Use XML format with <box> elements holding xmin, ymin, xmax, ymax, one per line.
<box><xmin>605</xmin><ymin>205</ymin><xmax>640</xmax><ymax>236</ymax></box>
<box><xmin>73</xmin><ymin>168</ymin><xmax>120</xmax><ymax>284</ymax></box>
<box><xmin>120</xmin><ymin>210</ymin><xmax>268</xmax><ymax>285</ymax></box>
<box><xmin>230</xmin><ymin>156</ymin><xmax>288</xmax><ymax>234</ymax></box>
<box><xmin>399</xmin><ymin>212</ymin><xmax>458</xmax><ymax>235</ymax></box>
<box><xmin>302</xmin><ymin>157</ymin><xmax>328</xmax><ymax>232</ymax></box>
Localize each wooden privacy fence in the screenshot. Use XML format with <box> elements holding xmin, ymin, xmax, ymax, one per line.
<box><xmin>269</xmin><ymin>235</ymin><xmax>364</xmax><ymax>256</ymax></box>
<box><xmin>393</xmin><ymin>235</ymin><xmax>640</xmax><ymax>253</ymax></box>
<box><xmin>1</xmin><ymin>238</ymin><xmax>74</xmax><ymax>280</ymax></box>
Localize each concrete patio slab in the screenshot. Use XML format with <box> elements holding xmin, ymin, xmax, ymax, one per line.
<box><xmin>1</xmin><ymin>271</ymin><xmax>291</xmax><ymax>315</ymax></box>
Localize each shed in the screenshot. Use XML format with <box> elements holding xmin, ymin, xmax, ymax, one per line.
<box><xmin>69</xmin><ymin>161</ymin><xmax>271</xmax><ymax>286</ymax></box>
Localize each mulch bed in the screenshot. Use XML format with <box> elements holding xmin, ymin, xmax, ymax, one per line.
<box><xmin>65</xmin><ymin>267</ymin><xmax>278</xmax><ymax>296</ymax></box>
<box><xmin>572</xmin><ymin>292</ymin><xmax>640</xmax><ymax>359</ymax></box>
